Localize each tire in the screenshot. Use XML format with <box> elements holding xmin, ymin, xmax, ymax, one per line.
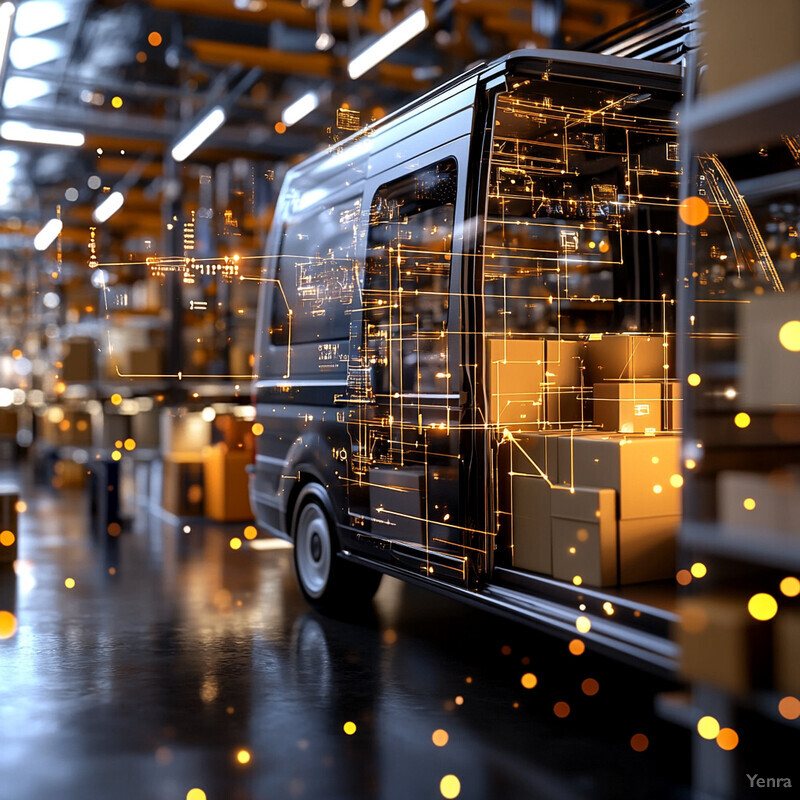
<box><xmin>291</xmin><ymin>483</ymin><xmax>382</xmax><ymax>611</ymax></box>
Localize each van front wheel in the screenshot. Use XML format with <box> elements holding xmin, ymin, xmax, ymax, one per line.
<box><xmin>292</xmin><ymin>484</ymin><xmax>381</xmax><ymax>610</ymax></box>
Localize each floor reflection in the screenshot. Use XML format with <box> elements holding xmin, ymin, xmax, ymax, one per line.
<box><xmin>0</xmin><ymin>477</ymin><xmax>689</xmax><ymax>800</ymax></box>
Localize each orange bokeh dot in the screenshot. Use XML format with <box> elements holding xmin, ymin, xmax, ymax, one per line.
<box><xmin>630</xmin><ymin>733</ymin><xmax>649</xmax><ymax>752</ymax></box>
<box><xmin>501</xmin><ymin>645</ymin><xmax>511</xmax><ymax>655</ymax></box>
<box><xmin>581</xmin><ymin>678</ymin><xmax>599</xmax><ymax>696</ymax></box>
<box><xmin>568</xmin><ymin>639</ymin><xmax>585</xmax><ymax>656</ymax></box>
<box><xmin>676</xmin><ymin>569</ymin><xmax>692</xmax><ymax>586</ymax></box>
<box><xmin>553</xmin><ymin>701</ymin><xmax>570</xmax><ymax>718</ymax></box>
<box><xmin>432</xmin><ymin>729</ymin><xmax>449</xmax><ymax>747</ymax></box>
<box><xmin>778</xmin><ymin>696</ymin><xmax>800</xmax><ymax>720</ymax></box>
<box><xmin>679</xmin><ymin>196</ymin><xmax>710</xmax><ymax>226</ymax></box>
<box><xmin>0</xmin><ymin>610</ymin><xmax>17</xmax><ymax>639</ymax></box>
<box><xmin>148</xmin><ymin>31</ymin><xmax>162</xmax><ymax>47</ymax></box>
<box><xmin>716</xmin><ymin>728</ymin><xmax>739</xmax><ymax>750</ymax></box>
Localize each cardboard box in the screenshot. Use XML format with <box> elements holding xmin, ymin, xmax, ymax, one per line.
<box><xmin>557</xmin><ymin>434</ymin><xmax>681</xmax><ymax>519</ymax></box>
<box><xmin>160</xmin><ymin>410</ymin><xmax>211</xmax><ymax>456</ymax></box>
<box><xmin>582</xmin><ymin>335</ymin><xmax>664</xmax><ymax>387</ymax></box>
<box><xmin>486</xmin><ymin>339</ymin><xmax>544</xmax><ymax>428</ymax></box>
<box><xmin>203</xmin><ymin>444</ymin><xmax>253</xmax><ymax>522</ymax></box>
<box><xmin>618</xmin><ymin>515</ymin><xmax>678</xmax><ymax>584</ymax></box>
<box><xmin>551</xmin><ymin>486</ymin><xmax>617</xmax><ymax>587</ymax></box>
<box><xmin>162</xmin><ymin>454</ymin><xmax>205</xmax><ymax>516</ymax></box>
<box><xmin>543</xmin><ymin>340</ymin><xmax>582</xmax><ymax>425</ymax></box>
<box><xmin>717</xmin><ymin>470</ymin><xmax>800</xmax><ymax>533</ymax></box>
<box><xmin>675</xmin><ymin>595</ymin><xmax>771</xmax><ymax>694</ymax></box>
<box><xmin>128</xmin><ymin>348</ymin><xmax>163</xmax><ymax>377</ymax></box>
<box><xmin>62</xmin><ymin>338</ymin><xmax>96</xmax><ymax>383</ymax></box>
<box><xmin>511</xmin><ymin>475</ymin><xmax>552</xmax><ymax>574</ymax></box>
<box><xmin>774</xmin><ymin>608</ymin><xmax>800</xmax><ymax>696</ymax></box>
<box><xmin>701</xmin><ymin>0</ymin><xmax>800</xmax><ymax>97</ymax></box>
<box><xmin>213</xmin><ymin>415</ymin><xmax>254</xmax><ymax>450</ymax></box>
<box><xmin>131</xmin><ymin>408</ymin><xmax>160</xmax><ymax>450</ymax></box>
<box><xmin>664</xmin><ymin>381</ymin><xmax>682</xmax><ymax>431</ymax></box>
<box><xmin>740</xmin><ymin>294</ymin><xmax>800</xmax><ymax>409</ymax></box>
<box><xmin>0</xmin><ymin>489</ymin><xmax>18</xmax><ymax>564</ymax></box>
<box><xmin>593</xmin><ymin>381</ymin><xmax>662</xmax><ymax>433</ymax></box>
<box><xmin>371</xmin><ymin>467</ymin><xmax>426</xmax><ymax>544</ymax></box>
<box><xmin>513</xmin><ymin>431</ymin><xmax>561</xmax><ymax>483</ymax></box>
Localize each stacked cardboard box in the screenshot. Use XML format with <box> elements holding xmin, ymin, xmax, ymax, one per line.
<box><xmin>203</xmin><ymin>444</ymin><xmax>253</xmax><ymax>522</ymax></box>
<box><xmin>593</xmin><ymin>381</ymin><xmax>661</xmax><ymax>433</ymax></box>
<box><xmin>557</xmin><ymin>433</ymin><xmax>680</xmax><ymax>584</ymax></box>
<box><xmin>486</xmin><ymin>339</ymin><xmax>544</xmax><ymax>428</ymax></box>
<box><xmin>581</xmin><ymin>334</ymin><xmax>665</xmax><ymax>385</ymax></box>
<box><xmin>542</xmin><ymin>340</ymin><xmax>583</xmax><ymax>425</ymax></box>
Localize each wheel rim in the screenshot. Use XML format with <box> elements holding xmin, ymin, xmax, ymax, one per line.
<box><xmin>295</xmin><ymin>502</ymin><xmax>332</xmax><ymax>598</ymax></box>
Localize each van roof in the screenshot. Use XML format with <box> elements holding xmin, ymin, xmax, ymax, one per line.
<box><xmin>286</xmin><ymin>49</ymin><xmax>682</xmax><ymax>184</ymax></box>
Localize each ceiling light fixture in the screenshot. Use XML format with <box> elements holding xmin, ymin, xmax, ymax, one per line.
<box><xmin>2</xmin><ymin>76</ymin><xmax>50</xmax><ymax>108</ymax></box>
<box><xmin>9</xmin><ymin>36</ymin><xmax>63</xmax><ymax>70</ymax></box>
<box><xmin>33</xmin><ymin>217</ymin><xmax>62</xmax><ymax>251</ymax></box>
<box><xmin>347</xmin><ymin>8</ymin><xmax>428</xmax><ymax>79</ymax></box>
<box><xmin>93</xmin><ymin>191</ymin><xmax>124</xmax><ymax>223</ymax></box>
<box><xmin>281</xmin><ymin>92</ymin><xmax>319</xmax><ymax>127</ymax></box>
<box><xmin>13</xmin><ymin>0</ymin><xmax>67</xmax><ymax>37</ymax></box>
<box><xmin>171</xmin><ymin>106</ymin><xmax>226</xmax><ymax>162</ymax></box>
<box><xmin>0</xmin><ymin>121</ymin><xmax>84</xmax><ymax>147</ymax></box>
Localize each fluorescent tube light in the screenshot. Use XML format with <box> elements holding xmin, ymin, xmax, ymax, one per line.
<box><xmin>93</xmin><ymin>191</ymin><xmax>124</xmax><ymax>223</ymax></box>
<box><xmin>171</xmin><ymin>106</ymin><xmax>226</xmax><ymax>162</ymax></box>
<box><xmin>33</xmin><ymin>217</ymin><xmax>62</xmax><ymax>251</ymax></box>
<box><xmin>0</xmin><ymin>120</ymin><xmax>84</xmax><ymax>146</ymax></box>
<box><xmin>348</xmin><ymin>8</ymin><xmax>427</xmax><ymax>80</ymax></box>
<box><xmin>281</xmin><ymin>92</ymin><xmax>319</xmax><ymax>127</ymax></box>
<box><xmin>14</xmin><ymin>0</ymin><xmax>67</xmax><ymax>37</ymax></box>
<box><xmin>9</xmin><ymin>37</ymin><xmax>63</xmax><ymax>70</ymax></box>
<box><xmin>2</xmin><ymin>76</ymin><xmax>50</xmax><ymax>108</ymax></box>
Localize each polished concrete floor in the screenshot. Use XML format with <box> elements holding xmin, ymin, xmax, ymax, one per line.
<box><xmin>0</xmin><ymin>464</ymin><xmax>690</xmax><ymax>800</ymax></box>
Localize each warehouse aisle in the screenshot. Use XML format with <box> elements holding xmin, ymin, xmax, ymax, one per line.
<box><xmin>0</xmin><ymin>475</ymin><xmax>689</xmax><ymax>800</ymax></box>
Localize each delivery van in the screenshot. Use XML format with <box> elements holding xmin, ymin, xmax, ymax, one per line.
<box><xmin>250</xmin><ymin>50</ymin><xmax>685</xmax><ymax>671</ymax></box>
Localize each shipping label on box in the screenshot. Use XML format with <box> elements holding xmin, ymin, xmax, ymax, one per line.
<box><xmin>511</xmin><ymin>475</ymin><xmax>552</xmax><ymax>574</ymax></box>
<box><xmin>486</xmin><ymin>339</ymin><xmax>545</xmax><ymax>428</ymax></box>
<box><xmin>551</xmin><ymin>486</ymin><xmax>617</xmax><ymax>587</ymax></box>
<box><xmin>558</xmin><ymin>433</ymin><xmax>681</xmax><ymax>519</ymax></box>
<box><xmin>593</xmin><ymin>381</ymin><xmax>662</xmax><ymax>433</ymax></box>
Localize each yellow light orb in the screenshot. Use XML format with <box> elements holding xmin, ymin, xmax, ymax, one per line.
<box><xmin>111</xmin><ymin>450</ymin><xmax>122</xmax><ymax>462</ymax></box>
<box><xmin>440</xmin><ymin>774</ymin><xmax>461</xmax><ymax>799</ymax></box>
<box><xmin>521</xmin><ymin>672</ymin><xmax>538</xmax><ymax>689</ymax></box>
<box><xmin>748</xmin><ymin>592</ymin><xmax>778</xmax><ymax>621</ymax></box>
<box><xmin>743</xmin><ymin>497</ymin><xmax>756</xmax><ymax>511</ymax></box>
<box><xmin>186</xmin><ymin>790</ymin><xmax>206</xmax><ymax>800</ymax></box>
<box><xmin>124</xmin><ymin>438</ymin><xmax>136</xmax><ymax>451</ymax></box>
<box><xmin>236</xmin><ymin>749</ymin><xmax>251</xmax><ymax>764</ymax></box>
<box><xmin>229</xmin><ymin>537</ymin><xmax>242</xmax><ymax>551</ymax></box>
<box><xmin>65</xmin><ymin>577</ymin><xmax>76</xmax><ymax>589</ymax></box>
<box><xmin>111</xmin><ymin>96</ymin><xmax>123</xmax><ymax>109</ymax></box>
<box><xmin>690</xmin><ymin>562</ymin><xmax>707</xmax><ymax>579</ymax></box>
<box><xmin>343</xmin><ymin>721</ymin><xmax>357</xmax><ymax>735</ymax></box>
<box><xmin>670</xmin><ymin>473</ymin><xmax>684</xmax><ymax>488</ymax></box>
<box><xmin>572</xmin><ymin>575</ymin><xmax>582</xmax><ymax>586</ymax></box>
<box><xmin>653</xmin><ymin>484</ymin><xmax>663</xmax><ymax>494</ymax></box>
<box><xmin>734</xmin><ymin>412</ymin><xmax>750</xmax><ymax>429</ymax></box>
<box><xmin>110</xmin><ymin>393</ymin><xmax>122</xmax><ymax>406</ymax></box>
<box><xmin>687</xmin><ymin>373</ymin><xmax>701</xmax><ymax>387</ymax></box>
<box><xmin>251</xmin><ymin>422</ymin><xmax>264</xmax><ymax>436</ymax></box>
<box><xmin>697</xmin><ymin>715</ymin><xmax>720</xmax><ymax>740</ymax></box>
<box><xmin>779</xmin><ymin>576</ymin><xmax>800</xmax><ymax>597</ymax></box>
<box><xmin>0</xmin><ymin>610</ymin><xmax>17</xmax><ymax>639</ymax></box>
<box><xmin>0</xmin><ymin>530</ymin><xmax>15</xmax><ymax>547</ymax></box>
<box><xmin>575</xmin><ymin>615</ymin><xmax>591</xmax><ymax>634</ymax></box>
<box><xmin>778</xmin><ymin>320</ymin><xmax>800</xmax><ymax>352</ymax></box>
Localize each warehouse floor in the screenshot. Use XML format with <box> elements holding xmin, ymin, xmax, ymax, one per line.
<box><xmin>0</xmin><ymin>466</ymin><xmax>690</xmax><ymax>800</ymax></box>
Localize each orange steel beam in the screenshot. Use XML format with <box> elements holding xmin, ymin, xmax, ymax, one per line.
<box><xmin>147</xmin><ymin>0</ymin><xmax>384</xmax><ymax>33</ymax></box>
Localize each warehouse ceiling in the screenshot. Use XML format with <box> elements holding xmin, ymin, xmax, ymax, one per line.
<box><xmin>0</xmin><ymin>0</ymin><xmax>670</xmax><ymax>255</ymax></box>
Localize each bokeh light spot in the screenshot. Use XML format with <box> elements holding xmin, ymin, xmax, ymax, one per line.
<box><xmin>440</xmin><ymin>774</ymin><xmax>461</xmax><ymax>799</ymax></box>
<box><xmin>716</xmin><ymin>728</ymin><xmax>739</xmax><ymax>750</ymax></box>
<box><xmin>679</xmin><ymin>196</ymin><xmax>710</xmax><ymax>226</ymax></box>
<box><xmin>243</xmin><ymin>525</ymin><xmax>257</xmax><ymax>540</ymax></box>
<box><xmin>553</xmin><ymin>701</ymin><xmax>570</xmax><ymax>718</ymax></box>
<box><xmin>670</xmin><ymin>473</ymin><xmax>684</xmax><ymax>488</ymax></box>
<box><xmin>0</xmin><ymin>610</ymin><xmax>17</xmax><ymax>639</ymax></box>
<box><xmin>687</xmin><ymin>373</ymin><xmax>701</xmax><ymax>387</ymax></box>
<box><xmin>748</xmin><ymin>593</ymin><xmax>777</xmax><ymax>621</ymax></box>
<box><xmin>229</xmin><ymin>537</ymin><xmax>243</xmax><ymax>551</ymax></box>
<box><xmin>690</xmin><ymin>562</ymin><xmax>707</xmax><ymax>579</ymax></box>
<box><xmin>630</xmin><ymin>733</ymin><xmax>649</xmax><ymax>752</ymax></box>
<box><xmin>251</xmin><ymin>422</ymin><xmax>264</xmax><ymax>436</ymax></box>
<box><xmin>148</xmin><ymin>31</ymin><xmax>162</xmax><ymax>46</ymax></box>
<box><xmin>64</xmin><ymin>577</ymin><xmax>75</xmax><ymax>589</ymax></box>
<box><xmin>432</xmin><ymin>729</ymin><xmax>449</xmax><ymax>747</ymax></box>
<box><xmin>0</xmin><ymin>530</ymin><xmax>15</xmax><ymax>547</ymax></box>
<box><xmin>743</xmin><ymin>497</ymin><xmax>756</xmax><ymax>511</ymax></box>
<box><xmin>778</xmin><ymin>320</ymin><xmax>800</xmax><ymax>352</ymax></box>
<box><xmin>110</xmin><ymin>393</ymin><xmax>122</xmax><ymax>405</ymax></box>
<box><xmin>568</xmin><ymin>639</ymin><xmax>585</xmax><ymax>656</ymax></box>
<box><xmin>734</xmin><ymin>412</ymin><xmax>751</xmax><ymax>429</ymax></box>
<box><xmin>343</xmin><ymin>721</ymin><xmax>357</xmax><ymax>735</ymax></box>
<box><xmin>236</xmin><ymin>749</ymin><xmax>251</xmax><ymax>764</ymax></box>
<box><xmin>581</xmin><ymin>678</ymin><xmax>599</xmax><ymax>696</ymax></box>
<box><xmin>697</xmin><ymin>716</ymin><xmax>720</xmax><ymax>739</ymax></box>
<box><xmin>778</xmin><ymin>696</ymin><xmax>800</xmax><ymax>720</ymax></box>
<box><xmin>521</xmin><ymin>672</ymin><xmax>537</xmax><ymax>689</ymax></box>
<box><xmin>575</xmin><ymin>615</ymin><xmax>591</xmax><ymax>633</ymax></box>
<box><xmin>780</xmin><ymin>576</ymin><xmax>800</xmax><ymax>597</ymax></box>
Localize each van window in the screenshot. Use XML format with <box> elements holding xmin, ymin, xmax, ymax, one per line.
<box><xmin>364</xmin><ymin>158</ymin><xmax>457</xmax><ymax>397</ymax></box>
<box><xmin>271</xmin><ymin>196</ymin><xmax>363</xmax><ymax>345</ymax></box>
